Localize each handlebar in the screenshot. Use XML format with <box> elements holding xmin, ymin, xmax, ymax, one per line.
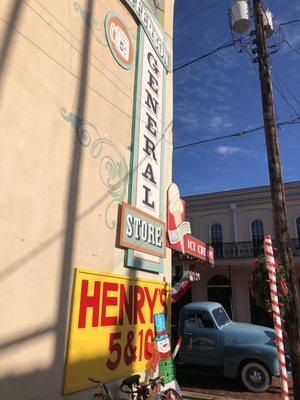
<box><xmin>89</xmin><ymin>377</ymin><xmax>102</xmax><ymax>384</ymax></box>
<box><xmin>88</xmin><ymin>377</ymin><xmax>110</xmax><ymax>396</ymax></box>
<box><xmin>120</xmin><ymin>375</ymin><xmax>164</xmax><ymax>394</ymax></box>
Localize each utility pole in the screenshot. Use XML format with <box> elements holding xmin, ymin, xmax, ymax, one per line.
<box><xmin>253</xmin><ymin>0</ymin><xmax>300</xmax><ymax>395</ymax></box>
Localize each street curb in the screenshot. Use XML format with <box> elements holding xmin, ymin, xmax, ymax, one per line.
<box><xmin>181</xmin><ymin>390</ymin><xmax>246</xmax><ymax>400</ymax></box>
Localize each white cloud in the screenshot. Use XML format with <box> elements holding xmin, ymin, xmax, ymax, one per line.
<box><xmin>209</xmin><ymin>115</ymin><xmax>233</xmax><ymax>130</ymax></box>
<box><xmin>212</xmin><ymin>167</ymin><xmax>236</xmax><ymax>174</ymax></box>
<box><xmin>216</xmin><ymin>145</ymin><xmax>241</xmax><ymax>155</ymax></box>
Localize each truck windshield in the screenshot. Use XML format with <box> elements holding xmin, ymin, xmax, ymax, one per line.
<box><xmin>212</xmin><ymin>307</ymin><xmax>230</xmax><ymax>327</ymax></box>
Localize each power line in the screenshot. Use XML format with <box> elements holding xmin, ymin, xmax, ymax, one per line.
<box><xmin>268</xmin><ymin>0</ymin><xmax>278</xmax><ymax>7</ymax></box>
<box><xmin>173</xmin><ymin>19</ymin><xmax>299</xmax><ymax>73</ymax></box>
<box><xmin>272</xmin><ymin>71</ymin><xmax>299</xmax><ymax>118</ymax></box>
<box><xmin>173</xmin><ymin>116</ymin><xmax>300</xmax><ymax>150</ymax></box>
<box><xmin>284</xmin><ymin>38</ymin><xmax>300</xmax><ymax>57</ymax></box>
<box><xmin>279</xmin><ymin>125</ymin><xmax>300</xmax><ymax>141</ymax></box>
<box><xmin>173</xmin><ymin>40</ymin><xmax>239</xmax><ymax>72</ymax></box>
<box><xmin>175</xmin><ymin>0</ymin><xmax>221</xmax><ymax>26</ymax></box>
<box><xmin>174</xmin><ymin>128</ymin><xmax>263</xmax><ymax>150</ymax></box>
<box><xmin>272</xmin><ymin>66</ymin><xmax>300</xmax><ymax>109</ymax></box>
<box><xmin>280</xmin><ymin>19</ymin><xmax>300</xmax><ymax>27</ymax></box>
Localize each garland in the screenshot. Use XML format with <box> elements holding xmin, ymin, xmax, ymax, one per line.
<box><xmin>250</xmin><ymin>256</ymin><xmax>290</xmax><ymax>317</ymax></box>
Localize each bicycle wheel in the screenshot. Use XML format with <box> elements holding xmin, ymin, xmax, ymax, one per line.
<box><xmin>163</xmin><ymin>389</ymin><xmax>182</xmax><ymax>400</ymax></box>
<box><xmin>93</xmin><ymin>394</ymin><xmax>112</xmax><ymax>400</ymax></box>
<box><xmin>154</xmin><ymin>394</ymin><xmax>167</xmax><ymax>400</ymax></box>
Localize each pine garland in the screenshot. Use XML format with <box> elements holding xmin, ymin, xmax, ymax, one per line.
<box><xmin>250</xmin><ymin>256</ymin><xmax>290</xmax><ymax>317</ymax></box>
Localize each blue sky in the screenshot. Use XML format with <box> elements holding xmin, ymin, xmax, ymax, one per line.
<box><xmin>172</xmin><ymin>0</ymin><xmax>300</xmax><ymax>195</ymax></box>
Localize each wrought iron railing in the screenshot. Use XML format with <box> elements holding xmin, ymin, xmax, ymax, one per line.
<box><xmin>211</xmin><ymin>238</ymin><xmax>300</xmax><ymax>259</ymax></box>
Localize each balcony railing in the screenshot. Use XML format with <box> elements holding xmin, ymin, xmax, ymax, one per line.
<box><xmin>211</xmin><ymin>238</ymin><xmax>300</xmax><ymax>259</ymax></box>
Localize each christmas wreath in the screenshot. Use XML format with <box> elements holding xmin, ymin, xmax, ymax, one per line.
<box><xmin>249</xmin><ymin>256</ymin><xmax>290</xmax><ymax>317</ymax></box>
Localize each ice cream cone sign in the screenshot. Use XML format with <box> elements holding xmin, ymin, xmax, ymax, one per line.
<box><xmin>167</xmin><ymin>183</ymin><xmax>191</xmax><ymax>254</ymax></box>
<box><xmin>167</xmin><ymin>183</ymin><xmax>214</xmax><ymax>264</ymax></box>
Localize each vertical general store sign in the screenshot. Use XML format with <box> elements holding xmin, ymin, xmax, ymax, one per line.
<box><xmin>126</xmin><ymin>2</ymin><xmax>168</xmax><ymax>272</ymax></box>
<box><xmin>63</xmin><ymin>269</ymin><xmax>170</xmax><ymax>394</ymax></box>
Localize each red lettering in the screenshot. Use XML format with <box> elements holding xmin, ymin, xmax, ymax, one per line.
<box><xmin>101</xmin><ymin>282</ymin><xmax>118</xmax><ymax>326</ymax></box>
<box><xmin>145</xmin><ymin>287</ymin><xmax>158</xmax><ymax>323</ymax></box>
<box><xmin>119</xmin><ymin>284</ymin><xmax>133</xmax><ymax>325</ymax></box>
<box><xmin>106</xmin><ymin>332</ymin><xmax>121</xmax><ymax>370</ymax></box>
<box><xmin>78</xmin><ymin>280</ymin><xmax>100</xmax><ymax>328</ymax></box>
<box><xmin>159</xmin><ymin>288</ymin><xmax>168</xmax><ymax>317</ymax></box>
<box><xmin>144</xmin><ymin>329</ymin><xmax>154</xmax><ymax>360</ymax></box>
<box><xmin>134</xmin><ymin>285</ymin><xmax>145</xmax><ymax>324</ymax></box>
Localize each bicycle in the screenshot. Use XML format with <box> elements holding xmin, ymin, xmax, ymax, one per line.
<box><xmin>89</xmin><ymin>375</ymin><xmax>181</xmax><ymax>400</ymax></box>
<box><xmin>89</xmin><ymin>375</ymin><xmax>143</xmax><ymax>400</ymax></box>
<box><xmin>120</xmin><ymin>375</ymin><xmax>181</xmax><ymax>400</ymax></box>
<box><xmin>88</xmin><ymin>377</ymin><xmax>114</xmax><ymax>400</ymax></box>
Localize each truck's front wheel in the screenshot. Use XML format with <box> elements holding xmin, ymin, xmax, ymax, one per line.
<box><xmin>241</xmin><ymin>362</ymin><xmax>270</xmax><ymax>392</ymax></box>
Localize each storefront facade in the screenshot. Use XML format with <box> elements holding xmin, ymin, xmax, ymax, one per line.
<box><xmin>176</xmin><ymin>182</ymin><xmax>300</xmax><ymax>325</ymax></box>
<box><xmin>0</xmin><ymin>1</ymin><xmax>175</xmax><ymax>399</ymax></box>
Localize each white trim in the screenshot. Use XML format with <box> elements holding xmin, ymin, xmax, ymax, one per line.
<box><xmin>230</xmin><ymin>203</ymin><xmax>238</xmax><ymax>242</ymax></box>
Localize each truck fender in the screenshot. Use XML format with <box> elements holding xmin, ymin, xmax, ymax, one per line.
<box><xmin>222</xmin><ymin>344</ymin><xmax>279</xmax><ymax>378</ymax></box>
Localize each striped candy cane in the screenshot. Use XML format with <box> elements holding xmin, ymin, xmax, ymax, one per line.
<box><xmin>264</xmin><ymin>235</ymin><xmax>289</xmax><ymax>400</ymax></box>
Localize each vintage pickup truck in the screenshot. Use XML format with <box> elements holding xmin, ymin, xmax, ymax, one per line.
<box><xmin>175</xmin><ymin>302</ymin><xmax>282</xmax><ymax>392</ymax></box>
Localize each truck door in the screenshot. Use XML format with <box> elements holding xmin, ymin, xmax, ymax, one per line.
<box><xmin>180</xmin><ymin>310</ymin><xmax>222</xmax><ymax>367</ymax></box>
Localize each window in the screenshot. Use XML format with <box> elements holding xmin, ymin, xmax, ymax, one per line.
<box><xmin>211</xmin><ymin>223</ymin><xmax>223</xmax><ymax>258</ymax></box>
<box><xmin>207</xmin><ymin>275</ymin><xmax>230</xmax><ymax>286</ymax></box>
<box><xmin>251</xmin><ymin>219</ymin><xmax>264</xmax><ymax>256</ymax></box>
<box><xmin>207</xmin><ymin>275</ymin><xmax>232</xmax><ymax>318</ymax></box>
<box><xmin>212</xmin><ymin>307</ymin><xmax>231</xmax><ymax>327</ymax></box>
<box><xmin>185</xmin><ymin>311</ymin><xmax>215</xmax><ymax>329</ymax></box>
<box><xmin>297</xmin><ymin>217</ymin><xmax>300</xmax><ymax>240</ymax></box>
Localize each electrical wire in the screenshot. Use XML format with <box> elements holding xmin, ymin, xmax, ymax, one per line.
<box><xmin>13</xmin><ymin>0</ymin><xmax>175</xmax><ymax>144</ymax></box>
<box><xmin>279</xmin><ymin>125</ymin><xmax>300</xmax><ymax>141</ymax></box>
<box><xmin>268</xmin><ymin>0</ymin><xmax>278</xmax><ymax>7</ymax></box>
<box><xmin>229</xmin><ymin>9</ymin><xmax>299</xmax><ymax>121</ymax></box>
<box><xmin>280</xmin><ymin>19</ymin><xmax>300</xmax><ymax>27</ymax></box>
<box><xmin>173</xmin><ymin>40</ymin><xmax>239</xmax><ymax>72</ymax></box>
<box><xmin>283</xmin><ymin>38</ymin><xmax>300</xmax><ymax>57</ymax></box>
<box><xmin>272</xmin><ymin>67</ymin><xmax>300</xmax><ymax>109</ymax></box>
<box><xmin>279</xmin><ymin>20</ymin><xmax>300</xmax><ymax>55</ymax></box>
<box><xmin>173</xmin><ymin>116</ymin><xmax>300</xmax><ymax>150</ymax></box>
<box><xmin>272</xmin><ymin>73</ymin><xmax>299</xmax><ymax>118</ymax></box>
<box><xmin>174</xmin><ymin>0</ymin><xmax>222</xmax><ymax>26</ymax></box>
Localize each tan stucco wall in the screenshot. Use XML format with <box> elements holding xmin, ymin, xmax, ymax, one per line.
<box><xmin>237</xmin><ymin>205</ymin><xmax>274</xmax><ymax>241</ymax></box>
<box><xmin>0</xmin><ymin>1</ymin><xmax>175</xmax><ymax>399</ymax></box>
<box><xmin>186</xmin><ymin>184</ymin><xmax>300</xmax><ymax>243</ymax></box>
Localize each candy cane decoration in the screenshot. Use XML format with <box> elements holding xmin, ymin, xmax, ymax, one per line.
<box><xmin>264</xmin><ymin>235</ymin><xmax>289</xmax><ymax>400</ymax></box>
<box><xmin>172</xmin><ymin>335</ymin><xmax>182</xmax><ymax>359</ymax></box>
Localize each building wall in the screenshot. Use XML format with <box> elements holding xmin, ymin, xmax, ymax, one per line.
<box><xmin>183</xmin><ymin>183</ymin><xmax>300</xmax><ymax>324</ymax></box>
<box><xmin>0</xmin><ymin>1</ymin><xmax>174</xmax><ymax>399</ymax></box>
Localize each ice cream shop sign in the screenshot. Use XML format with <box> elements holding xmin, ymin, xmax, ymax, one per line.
<box><xmin>167</xmin><ymin>183</ymin><xmax>214</xmax><ymax>264</ymax></box>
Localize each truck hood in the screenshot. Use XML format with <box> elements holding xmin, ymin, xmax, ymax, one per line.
<box><xmin>224</xmin><ymin>322</ymin><xmax>275</xmax><ymax>346</ymax></box>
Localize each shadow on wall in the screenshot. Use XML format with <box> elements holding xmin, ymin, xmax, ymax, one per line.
<box><xmin>0</xmin><ymin>0</ymin><xmax>136</xmax><ymax>398</ymax></box>
<box><xmin>0</xmin><ymin>0</ymin><xmax>143</xmax><ymax>398</ymax></box>
<box><xmin>0</xmin><ymin>355</ymin><xmax>115</xmax><ymax>399</ymax></box>
<box><xmin>0</xmin><ymin>0</ymin><xmax>24</xmax><ymax>98</ymax></box>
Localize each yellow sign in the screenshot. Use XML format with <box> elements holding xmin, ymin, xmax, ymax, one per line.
<box><xmin>63</xmin><ymin>268</ymin><xmax>171</xmax><ymax>394</ymax></box>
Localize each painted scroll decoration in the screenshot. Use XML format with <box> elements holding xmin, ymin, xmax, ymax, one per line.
<box><xmin>60</xmin><ymin>107</ymin><xmax>128</xmax><ymax>229</ymax></box>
